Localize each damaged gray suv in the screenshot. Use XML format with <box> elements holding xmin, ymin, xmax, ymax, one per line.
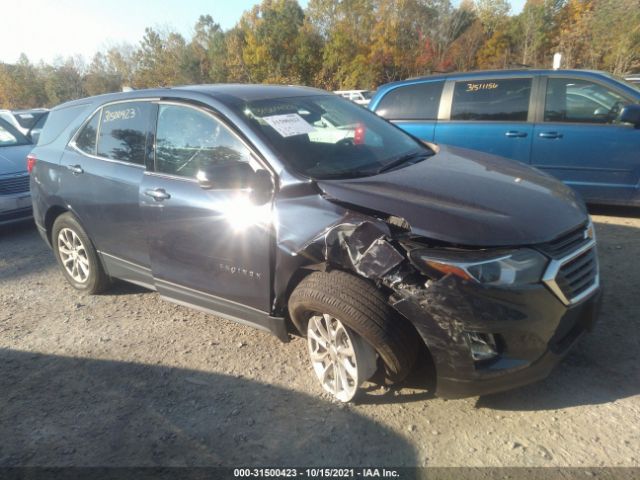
<box><xmin>30</xmin><ymin>85</ymin><xmax>601</xmax><ymax>402</ymax></box>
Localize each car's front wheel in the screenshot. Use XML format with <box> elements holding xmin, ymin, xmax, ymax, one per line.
<box><xmin>306</xmin><ymin>312</ymin><xmax>378</xmax><ymax>402</ymax></box>
<box><xmin>289</xmin><ymin>270</ymin><xmax>420</xmax><ymax>402</ymax></box>
<box><xmin>52</xmin><ymin>213</ymin><xmax>109</xmax><ymax>294</ymax></box>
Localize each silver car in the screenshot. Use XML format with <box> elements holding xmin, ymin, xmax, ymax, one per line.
<box><xmin>0</xmin><ymin>117</ymin><xmax>33</xmax><ymax>226</ymax></box>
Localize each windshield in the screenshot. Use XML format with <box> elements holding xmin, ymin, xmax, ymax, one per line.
<box><xmin>236</xmin><ymin>95</ymin><xmax>431</xmax><ymax>179</ymax></box>
<box><xmin>0</xmin><ymin>118</ymin><xmax>30</xmax><ymax>147</ymax></box>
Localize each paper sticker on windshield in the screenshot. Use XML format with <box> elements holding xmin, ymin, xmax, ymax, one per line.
<box><xmin>263</xmin><ymin>113</ymin><xmax>315</xmax><ymax>137</ymax></box>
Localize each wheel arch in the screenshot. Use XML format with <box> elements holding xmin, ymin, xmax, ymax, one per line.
<box><xmin>44</xmin><ymin>205</ymin><xmax>70</xmax><ymax>245</ymax></box>
<box><xmin>285</xmin><ymin>266</ymin><xmax>427</xmax><ymax>349</ymax></box>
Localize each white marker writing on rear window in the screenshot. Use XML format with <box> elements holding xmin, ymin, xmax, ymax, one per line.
<box><xmin>263</xmin><ymin>113</ymin><xmax>315</xmax><ymax>137</ymax></box>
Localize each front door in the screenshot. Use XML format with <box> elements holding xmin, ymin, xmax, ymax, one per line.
<box><xmin>531</xmin><ymin>76</ymin><xmax>640</xmax><ymax>204</ymax></box>
<box><xmin>141</xmin><ymin>102</ymin><xmax>273</xmax><ymax>314</ymax></box>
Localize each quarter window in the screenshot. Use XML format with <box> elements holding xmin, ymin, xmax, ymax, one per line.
<box><xmin>545</xmin><ymin>78</ymin><xmax>630</xmax><ymax>124</ymax></box>
<box><xmin>375</xmin><ymin>81</ymin><xmax>444</xmax><ymax>120</ymax></box>
<box><xmin>155</xmin><ymin>104</ymin><xmax>252</xmax><ymax>178</ymax></box>
<box><xmin>97</xmin><ymin>102</ymin><xmax>152</xmax><ymax>165</ymax></box>
<box><xmin>451</xmin><ymin>78</ymin><xmax>531</xmax><ymax>121</ymax></box>
<box><xmin>75</xmin><ymin>112</ymin><xmax>100</xmax><ymax>155</ymax></box>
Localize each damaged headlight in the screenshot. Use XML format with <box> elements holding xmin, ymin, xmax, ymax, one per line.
<box><xmin>409</xmin><ymin>248</ymin><xmax>548</xmax><ymax>286</ymax></box>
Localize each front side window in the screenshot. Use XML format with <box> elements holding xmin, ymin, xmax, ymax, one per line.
<box><xmin>155</xmin><ymin>104</ymin><xmax>252</xmax><ymax>178</ymax></box>
<box><xmin>75</xmin><ymin>112</ymin><xmax>100</xmax><ymax>155</ymax></box>
<box><xmin>375</xmin><ymin>81</ymin><xmax>444</xmax><ymax>120</ymax></box>
<box><xmin>97</xmin><ymin>102</ymin><xmax>152</xmax><ymax>165</ymax></box>
<box><xmin>545</xmin><ymin>78</ymin><xmax>631</xmax><ymax>124</ymax></box>
<box><xmin>451</xmin><ymin>78</ymin><xmax>532</xmax><ymax>121</ymax></box>
<box><xmin>229</xmin><ymin>94</ymin><xmax>431</xmax><ymax>180</ymax></box>
<box><xmin>0</xmin><ymin>119</ymin><xmax>29</xmax><ymax>147</ymax></box>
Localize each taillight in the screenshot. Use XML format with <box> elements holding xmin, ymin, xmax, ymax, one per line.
<box><xmin>27</xmin><ymin>153</ymin><xmax>36</xmax><ymax>174</ymax></box>
<box><xmin>354</xmin><ymin>124</ymin><xmax>365</xmax><ymax>145</ymax></box>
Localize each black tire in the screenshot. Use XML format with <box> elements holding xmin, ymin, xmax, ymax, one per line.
<box><xmin>52</xmin><ymin>212</ymin><xmax>110</xmax><ymax>294</ymax></box>
<box><xmin>289</xmin><ymin>270</ymin><xmax>420</xmax><ymax>383</ymax></box>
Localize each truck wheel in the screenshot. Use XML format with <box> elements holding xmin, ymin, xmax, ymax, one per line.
<box><xmin>52</xmin><ymin>213</ymin><xmax>110</xmax><ymax>294</ymax></box>
<box><xmin>289</xmin><ymin>270</ymin><xmax>420</xmax><ymax>401</ymax></box>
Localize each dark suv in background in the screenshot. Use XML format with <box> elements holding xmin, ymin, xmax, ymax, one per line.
<box><xmin>0</xmin><ymin>117</ymin><xmax>33</xmax><ymax>225</ymax></box>
<box><xmin>370</xmin><ymin>69</ymin><xmax>640</xmax><ymax>206</ymax></box>
<box><xmin>30</xmin><ymin>85</ymin><xmax>600</xmax><ymax>402</ymax></box>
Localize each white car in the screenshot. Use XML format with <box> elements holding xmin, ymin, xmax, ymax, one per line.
<box><xmin>626</xmin><ymin>76</ymin><xmax>640</xmax><ymax>86</ymax></box>
<box><xmin>0</xmin><ymin>109</ymin><xmax>49</xmax><ymax>142</ymax></box>
<box><xmin>334</xmin><ymin>90</ymin><xmax>374</xmax><ymax>106</ymax></box>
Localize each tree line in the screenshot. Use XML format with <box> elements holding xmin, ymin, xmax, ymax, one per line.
<box><xmin>1</xmin><ymin>0</ymin><xmax>638</xmax><ymax>110</ymax></box>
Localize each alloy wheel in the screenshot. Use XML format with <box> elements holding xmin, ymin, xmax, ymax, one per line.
<box><xmin>307</xmin><ymin>313</ymin><xmax>377</xmax><ymax>402</ymax></box>
<box><xmin>57</xmin><ymin>227</ymin><xmax>90</xmax><ymax>283</ymax></box>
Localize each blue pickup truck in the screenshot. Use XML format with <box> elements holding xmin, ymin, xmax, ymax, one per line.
<box><xmin>370</xmin><ymin>69</ymin><xmax>640</xmax><ymax>206</ymax></box>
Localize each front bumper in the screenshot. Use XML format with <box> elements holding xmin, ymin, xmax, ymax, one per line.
<box><xmin>392</xmin><ymin>276</ymin><xmax>602</xmax><ymax>399</ymax></box>
<box><xmin>0</xmin><ymin>191</ymin><xmax>32</xmax><ymax>226</ymax></box>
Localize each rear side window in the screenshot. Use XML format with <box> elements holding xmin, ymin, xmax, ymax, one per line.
<box><xmin>451</xmin><ymin>78</ymin><xmax>532</xmax><ymax>121</ymax></box>
<box><xmin>75</xmin><ymin>112</ymin><xmax>100</xmax><ymax>155</ymax></box>
<box><xmin>38</xmin><ymin>103</ymin><xmax>90</xmax><ymax>146</ymax></box>
<box><xmin>375</xmin><ymin>82</ymin><xmax>444</xmax><ymax>120</ymax></box>
<box><xmin>97</xmin><ymin>102</ymin><xmax>152</xmax><ymax>165</ymax></box>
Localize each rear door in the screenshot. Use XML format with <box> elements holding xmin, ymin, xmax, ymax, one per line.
<box><xmin>373</xmin><ymin>80</ymin><xmax>444</xmax><ymax>142</ymax></box>
<box><xmin>531</xmin><ymin>76</ymin><xmax>640</xmax><ymax>204</ymax></box>
<box><xmin>140</xmin><ymin>101</ymin><xmax>274</xmax><ymax>314</ymax></box>
<box><xmin>62</xmin><ymin>100</ymin><xmax>155</xmax><ymax>274</ymax></box>
<box><xmin>434</xmin><ymin>76</ymin><xmax>535</xmax><ymax>164</ymax></box>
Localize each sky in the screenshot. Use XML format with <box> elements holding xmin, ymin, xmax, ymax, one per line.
<box><xmin>0</xmin><ymin>0</ymin><xmax>526</xmax><ymax>64</ymax></box>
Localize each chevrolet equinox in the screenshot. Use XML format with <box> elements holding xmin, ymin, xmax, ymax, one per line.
<box><xmin>30</xmin><ymin>85</ymin><xmax>601</xmax><ymax>402</ymax></box>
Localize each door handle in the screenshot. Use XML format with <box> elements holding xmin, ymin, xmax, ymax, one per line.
<box><xmin>505</xmin><ymin>131</ymin><xmax>528</xmax><ymax>138</ymax></box>
<box><xmin>144</xmin><ymin>188</ymin><xmax>171</xmax><ymax>201</ymax></box>
<box><xmin>67</xmin><ymin>164</ymin><xmax>84</xmax><ymax>174</ymax></box>
<box><xmin>538</xmin><ymin>132</ymin><xmax>563</xmax><ymax>139</ymax></box>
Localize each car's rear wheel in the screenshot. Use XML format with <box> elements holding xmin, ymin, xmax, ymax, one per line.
<box><xmin>289</xmin><ymin>270</ymin><xmax>420</xmax><ymax>402</ymax></box>
<box><xmin>52</xmin><ymin>213</ymin><xmax>109</xmax><ymax>294</ymax></box>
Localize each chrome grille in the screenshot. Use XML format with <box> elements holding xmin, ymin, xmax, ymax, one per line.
<box><xmin>538</xmin><ymin>224</ymin><xmax>590</xmax><ymax>259</ymax></box>
<box><xmin>542</xmin><ymin>231</ymin><xmax>599</xmax><ymax>306</ymax></box>
<box><xmin>556</xmin><ymin>247</ymin><xmax>598</xmax><ymax>299</ymax></box>
<box><xmin>0</xmin><ymin>174</ymin><xmax>30</xmax><ymax>195</ymax></box>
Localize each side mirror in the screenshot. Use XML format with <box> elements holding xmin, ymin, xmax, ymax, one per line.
<box><xmin>619</xmin><ymin>104</ymin><xmax>640</xmax><ymax>128</ymax></box>
<box><xmin>196</xmin><ymin>162</ymin><xmax>273</xmax><ymax>205</ymax></box>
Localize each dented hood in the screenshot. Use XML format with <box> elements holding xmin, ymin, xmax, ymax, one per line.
<box><xmin>316</xmin><ymin>145</ymin><xmax>588</xmax><ymax>247</ymax></box>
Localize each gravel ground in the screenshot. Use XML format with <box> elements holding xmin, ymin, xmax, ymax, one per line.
<box><xmin>0</xmin><ymin>208</ymin><xmax>638</xmax><ymax>467</ymax></box>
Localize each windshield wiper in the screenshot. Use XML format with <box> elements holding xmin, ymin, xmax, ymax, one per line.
<box><xmin>376</xmin><ymin>150</ymin><xmax>432</xmax><ymax>174</ymax></box>
<box><xmin>316</xmin><ymin>169</ymin><xmax>377</xmax><ymax>180</ymax></box>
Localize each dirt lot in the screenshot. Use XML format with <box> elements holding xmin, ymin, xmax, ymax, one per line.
<box><xmin>0</xmin><ymin>208</ymin><xmax>639</xmax><ymax>468</ymax></box>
